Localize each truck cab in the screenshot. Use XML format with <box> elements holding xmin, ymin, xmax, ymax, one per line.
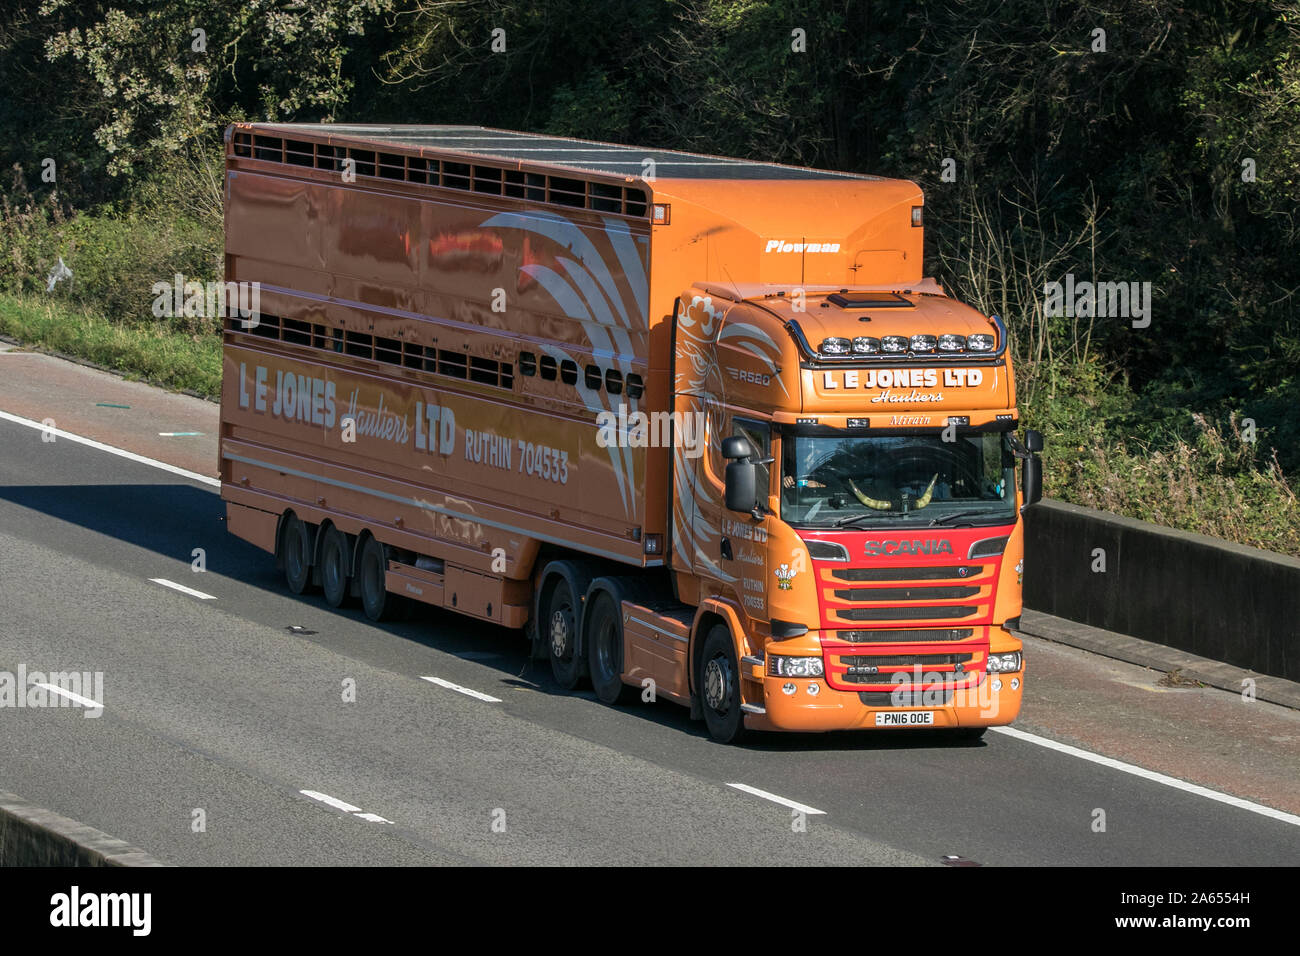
<box><xmin>667</xmin><ymin>282</ymin><xmax>1042</xmax><ymax>740</ymax></box>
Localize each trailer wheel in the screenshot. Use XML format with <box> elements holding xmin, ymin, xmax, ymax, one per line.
<box><xmin>698</xmin><ymin>624</ymin><xmax>746</xmax><ymax>744</ymax></box>
<box><xmin>281</xmin><ymin>515</ymin><xmax>313</xmax><ymax>595</ymax></box>
<box><xmin>585</xmin><ymin>589</ymin><xmax>631</xmax><ymax>705</ymax></box>
<box><xmin>319</xmin><ymin>525</ymin><xmax>350</xmax><ymax>608</ymax></box>
<box><xmin>543</xmin><ymin>577</ymin><xmax>585</xmax><ymax>690</ymax></box>
<box><xmin>358</xmin><ymin>535</ymin><xmax>399</xmax><ymax>622</ymax></box>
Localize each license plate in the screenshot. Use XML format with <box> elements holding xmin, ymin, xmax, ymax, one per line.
<box><xmin>875</xmin><ymin>711</ymin><xmax>935</xmax><ymax>727</ymax></box>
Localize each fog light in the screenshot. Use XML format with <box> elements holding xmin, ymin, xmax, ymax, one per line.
<box><xmin>852</xmin><ymin>336</ymin><xmax>880</xmax><ymax>354</ymax></box>
<box><xmin>992</xmin><ymin>678</ymin><xmax>1003</xmax><ymax>691</ymax></box>
<box><xmin>807</xmin><ymin>682</ymin><xmax>820</xmax><ymax>696</ymax></box>
<box><xmin>819</xmin><ymin>337</ymin><xmax>851</xmax><ymax>355</ymax></box>
<box><xmin>937</xmin><ymin>333</ymin><xmax>966</xmax><ymax>352</ymax></box>
<box><xmin>782</xmin><ymin>682</ymin><xmax>797</xmax><ymax>696</ymax></box>
<box><xmin>910</xmin><ymin>334</ymin><xmax>937</xmax><ymax>352</ymax></box>
<box><xmin>1010</xmin><ymin>677</ymin><xmax>1020</xmax><ymax>690</ymax></box>
<box><xmin>967</xmin><ymin>333</ymin><xmax>995</xmax><ymax>351</ymax></box>
<box><xmin>881</xmin><ymin>335</ymin><xmax>908</xmax><ymax>353</ymax></box>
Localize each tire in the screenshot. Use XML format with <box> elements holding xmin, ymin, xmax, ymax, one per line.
<box><xmin>281</xmin><ymin>515</ymin><xmax>313</xmax><ymax>595</ymax></box>
<box><xmin>319</xmin><ymin>525</ymin><xmax>350</xmax><ymax>608</ymax></box>
<box><xmin>698</xmin><ymin>624</ymin><xmax>746</xmax><ymax>744</ymax></box>
<box><xmin>358</xmin><ymin>535</ymin><xmax>399</xmax><ymax>622</ymax></box>
<box><xmin>543</xmin><ymin>576</ymin><xmax>585</xmax><ymax>690</ymax></box>
<box><xmin>586</xmin><ymin>589</ymin><xmax>632</xmax><ymax>705</ymax></box>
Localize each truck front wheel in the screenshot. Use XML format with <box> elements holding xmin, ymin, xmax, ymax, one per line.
<box><xmin>699</xmin><ymin>625</ymin><xmax>746</xmax><ymax>744</ymax></box>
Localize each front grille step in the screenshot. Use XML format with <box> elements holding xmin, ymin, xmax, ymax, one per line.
<box><xmin>841</xmin><ymin>653</ymin><xmax>974</xmax><ymax>668</ymax></box>
<box><xmin>832</xmin><ymin>628</ymin><xmax>975</xmax><ymax>643</ymax></box>
<box><xmin>833</xmin><ymin>585</ymin><xmax>980</xmax><ymax>602</ymax></box>
<box><xmin>838</xmin><ymin>605</ymin><xmax>978</xmax><ymax>621</ymax></box>
<box><xmin>832</xmin><ymin>565</ymin><xmax>983</xmax><ymax>582</ymax></box>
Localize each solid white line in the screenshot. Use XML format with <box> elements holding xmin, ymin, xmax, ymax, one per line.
<box><xmin>420</xmin><ymin>676</ymin><xmax>502</xmax><ymax>703</ymax></box>
<box><xmin>353</xmin><ymin>812</ymin><xmax>394</xmax><ymax>824</ymax></box>
<box><xmin>0</xmin><ymin>409</ymin><xmax>219</xmax><ymax>488</ymax></box>
<box><xmin>726</xmin><ymin>783</ymin><xmax>826</xmax><ymax>816</ymax></box>
<box><xmin>299</xmin><ymin>790</ymin><xmax>363</xmax><ymax>814</ymax></box>
<box><xmin>34</xmin><ymin>683</ymin><xmax>102</xmax><ymax>710</ymax></box>
<box><xmin>990</xmin><ymin>726</ymin><xmax>1300</xmax><ymax>828</ymax></box>
<box><xmin>149</xmin><ymin>577</ymin><xmax>217</xmax><ymax>600</ymax></box>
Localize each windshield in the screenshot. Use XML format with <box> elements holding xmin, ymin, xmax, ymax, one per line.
<box><xmin>780</xmin><ymin>429</ymin><xmax>1016</xmax><ymax>528</ymax></box>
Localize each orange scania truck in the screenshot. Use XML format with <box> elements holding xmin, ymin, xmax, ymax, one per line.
<box><xmin>219</xmin><ymin>123</ymin><xmax>1043</xmax><ymax>743</ymax></box>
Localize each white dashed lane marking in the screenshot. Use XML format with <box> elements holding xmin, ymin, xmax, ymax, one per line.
<box><xmin>299</xmin><ymin>790</ymin><xmax>393</xmax><ymax>824</ymax></box>
<box><xmin>420</xmin><ymin>676</ymin><xmax>502</xmax><ymax>703</ymax></box>
<box><xmin>149</xmin><ymin>578</ymin><xmax>217</xmax><ymax>600</ymax></box>
<box><xmin>726</xmin><ymin>783</ymin><xmax>826</xmax><ymax>816</ymax></box>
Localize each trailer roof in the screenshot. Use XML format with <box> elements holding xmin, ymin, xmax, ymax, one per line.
<box><xmin>255</xmin><ymin>124</ymin><xmax>877</xmax><ymax>182</ymax></box>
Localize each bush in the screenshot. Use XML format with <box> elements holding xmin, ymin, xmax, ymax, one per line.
<box><xmin>0</xmin><ymin>161</ymin><xmax>222</xmax><ymax>333</ymax></box>
<box><xmin>1023</xmin><ymin>358</ymin><xmax>1299</xmax><ymax>555</ymax></box>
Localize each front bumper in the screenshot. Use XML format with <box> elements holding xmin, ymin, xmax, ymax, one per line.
<box><xmin>743</xmin><ymin>665</ymin><xmax>1024</xmax><ymax>733</ymax></box>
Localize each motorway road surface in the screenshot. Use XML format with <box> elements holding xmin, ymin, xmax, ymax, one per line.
<box><xmin>0</xmin><ymin>360</ymin><xmax>1298</xmax><ymax>865</ymax></box>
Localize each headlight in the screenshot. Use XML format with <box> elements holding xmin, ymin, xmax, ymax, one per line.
<box><xmin>937</xmin><ymin>333</ymin><xmax>966</xmax><ymax>352</ymax></box>
<box><xmin>820</xmin><ymin>337</ymin><xmax>851</xmax><ymax>355</ymax></box>
<box><xmin>910</xmin><ymin>333</ymin><xmax>937</xmax><ymax>352</ymax></box>
<box><xmin>967</xmin><ymin>333</ymin><xmax>996</xmax><ymax>351</ymax></box>
<box><xmin>986</xmin><ymin>651</ymin><xmax>1022</xmax><ymax>673</ymax></box>
<box><xmin>852</xmin><ymin>336</ymin><xmax>880</xmax><ymax>354</ymax></box>
<box><xmin>880</xmin><ymin>335</ymin><xmax>908</xmax><ymax>353</ymax></box>
<box><xmin>768</xmin><ymin>656</ymin><xmax>825</xmax><ymax>678</ymax></box>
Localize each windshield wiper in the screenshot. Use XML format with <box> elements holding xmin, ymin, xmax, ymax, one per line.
<box><xmin>928</xmin><ymin>510</ymin><xmax>990</xmax><ymax>527</ymax></box>
<box><xmin>833</xmin><ymin>512</ymin><xmax>895</xmax><ymax>528</ymax></box>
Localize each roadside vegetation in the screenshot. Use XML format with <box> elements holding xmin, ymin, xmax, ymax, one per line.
<box><xmin>1</xmin><ymin>1</ymin><xmax>1297</xmax><ymax>554</ymax></box>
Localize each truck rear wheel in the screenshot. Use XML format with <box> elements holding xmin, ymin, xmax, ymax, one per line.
<box><xmin>358</xmin><ymin>535</ymin><xmax>401</xmax><ymax>622</ymax></box>
<box><xmin>281</xmin><ymin>515</ymin><xmax>312</xmax><ymax>595</ymax></box>
<box><xmin>319</xmin><ymin>525</ymin><xmax>350</xmax><ymax>608</ymax></box>
<box><xmin>543</xmin><ymin>577</ymin><xmax>585</xmax><ymax>690</ymax></box>
<box><xmin>585</xmin><ymin>589</ymin><xmax>631</xmax><ymax>705</ymax></box>
<box><xmin>699</xmin><ymin>625</ymin><xmax>746</xmax><ymax>744</ymax></box>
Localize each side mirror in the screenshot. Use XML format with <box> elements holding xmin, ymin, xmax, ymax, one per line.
<box><xmin>721</xmin><ymin>435</ymin><xmax>754</xmax><ymax>460</ymax></box>
<box><xmin>1025</xmin><ymin>429</ymin><xmax>1044</xmax><ymax>454</ymax></box>
<box><xmin>725</xmin><ymin>460</ymin><xmax>759</xmax><ymax>513</ymax></box>
<box><xmin>1021</xmin><ymin>454</ymin><xmax>1042</xmax><ymax>508</ymax></box>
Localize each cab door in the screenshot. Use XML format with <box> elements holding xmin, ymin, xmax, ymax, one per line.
<box><xmin>692</xmin><ymin>410</ymin><xmax>772</xmax><ymax>622</ymax></box>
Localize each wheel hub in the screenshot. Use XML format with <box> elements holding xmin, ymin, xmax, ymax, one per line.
<box><xmin>704</xmin><ymin>657</ymin><xmax>731</xmax><ymax>711</ymax></box>
<box><xmin>550</xmin><ymin>608</ymin><xmax>571</xmax><ymax>658</ymax></box>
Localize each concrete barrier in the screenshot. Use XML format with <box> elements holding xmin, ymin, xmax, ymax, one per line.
<box><xmin>1023</xmin><ymin>498</ymin><xmax>1300</xmax><ymax>683</ymax></box>
<box><xmin>0</xmin><ymin>790</ymin><xmax>167</xmax><ymax>866</ymax></box>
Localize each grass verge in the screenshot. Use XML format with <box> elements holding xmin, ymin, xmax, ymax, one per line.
<box><xmin>0</xmin><ymin>293</ymin><xmax>221</xmax><ymax>399</ymax></box>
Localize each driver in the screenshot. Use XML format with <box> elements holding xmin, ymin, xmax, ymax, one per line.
<box><xmin>782</xmin><ymin>442</ymin><xmax>828</xmax><ymax>489</ymax></box>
